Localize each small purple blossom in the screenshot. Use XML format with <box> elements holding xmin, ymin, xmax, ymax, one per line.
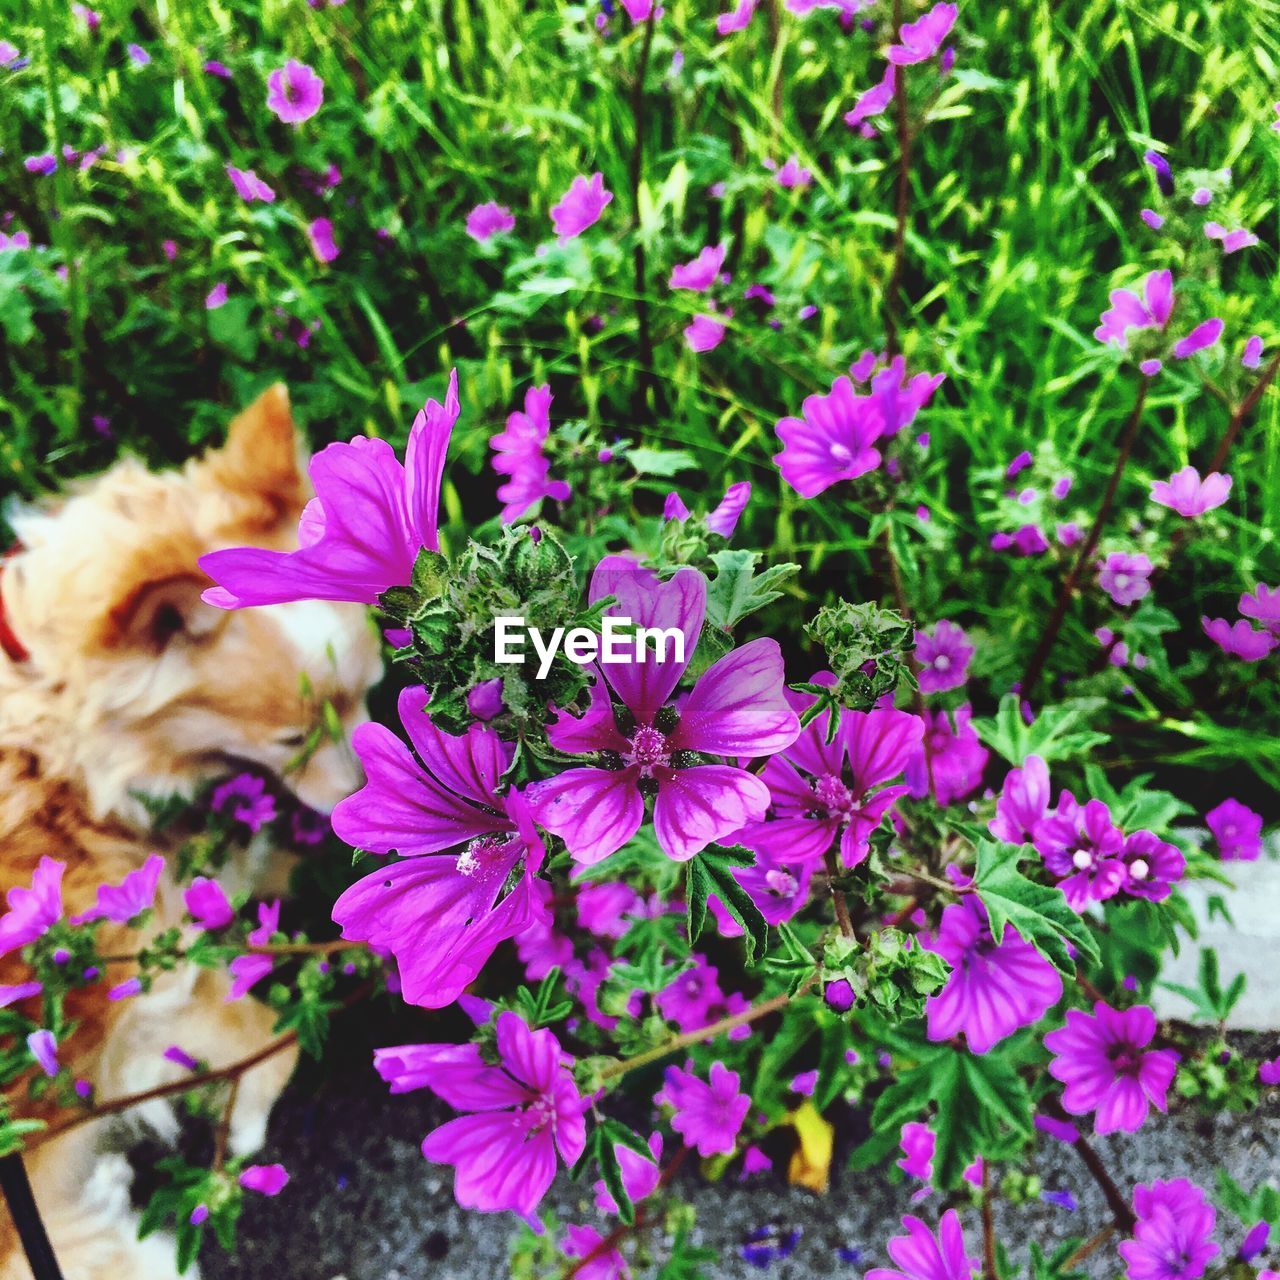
<box><xmin>915</xmin><ymin>620</ymin><xmax>974</xmax><ymax>694</ymax></box>
<box><xmin>670</xmin><ymin>243</ymin><xmax>726</xmax><ymax>291</ymax></box>
<box><xmin>490</xmin><ymin>384</ymin><xmax>571</xmax><ymax>522</ymax></box>
<box><xmin>465</xmin><ymin>202</ymin><xmax>515</xmax><ymax>242</ymax></box>
<box><xmin>685</xmin><ymin>312</ymin><xmax>728</xmax><ymax>353</ymax></box>
<box><xmin>1118</xmin><ymin>1179</ymin><xmax>1219</xmax><ymax>1280</ymax></box>
<box><xmin>239</xmin><ymin>1164</ymin><xmax>290</xmax><ymax>1196</ymax></box>
<box><xmin>773</xmin><ymin>154</ymin><xmax>812</xmax><ymax>190</ymax></box>
<box><xmin>716</xmin><ymin>0</ymin><xmax>758</xmax><ymax>33</ymax></box>
<box><xmin>866</xmin><ymin>1211</ymin><xmax>978</xmax><ymax>1280</ymax></box>
<box><xmin>24</xmin><ymin>153</ymin><xmax>57</xmax><ymax>176</ymax></box>
<box><xmin>1205</xmin><ymin>798</ymin><xmax>1263</xmax><ymax>861</ymax></box>
<box><xmin>845</xmin><ymin>64</ymin><xmax>896</xmax><ymax>129</ymax></box>
<box><xmin>306</xmin><ymin>216</ymin><xmax>339</xmax><ymax>263</ymax></box>
<box><xmin>1044</xmin><ymin>1002</ymin><xmax>1178</xmax><ymax>1135</ymax></box>
<box><xmin>550</xmin><ymin>172</ymin><xmax>612</xmax><ymax>243</ymax></box>
<box><xmin>211</xmin><ymin>773</ymin><xmax>278</xmax><ymax>833</ymax></box>
<box><xmin>1097</xmin><ymin>552</ymin><xmax>1152</xmax><ymax>607</ymax></box>
<box><xmin>887</xmin><ymin>3</ymin><xmax>957</xmax><ymax>64</ymax></box>
<box><xmin>658</xmin><ymin>1060</ymin><xmax>750</xmax><ymax>1156</ymax></box>
<box><xmin>70</xmin><ymin>854</ymin><xmax>164</xmax><ymax>925</ymax></box>
<box><xmin>184</xmin><ymin>877</ymin><xmax>235</xmax><ymax>931</ymax></box>
<box><xmin>0</xmin><ymin>857</ymin><xmax>64</xmax><ymax>957</ymax></box>
<box><xmin>266</xmin><ymin>60</ymin><xmax>324</xmax><ymax>124</ymax></box>
<box><xmin>227</xmin><ymin>165</ymin><xmax>275</xmax><ymax>203</ymax></box>
<box><xmin>126</xmin><ymin>43</ymin><xmax>150</xmax><ymax>65</ymax></box>
<box><xmin>1201</xmin><ymin>616</ymin><xmax>1276</xmax><ymax>662</ymax></box>
<box><xmin>897</xmin><ymin>1122</ymin><xmax>934</xmax><ymax>1181</ymax></box>
<box><xmin>27</xmin><ymin>1030</ymin><xmax>59</xmax><ymax>1077</ymax></box>
<box><xmin>205</xmin><ymin>282</ymin><xmax>229</xmax><ymax>309</ymax></box>
<box><xmin>1150</xmin><ymin>466</ymin><xmax>1231</xmax><ymax>518</ymax></box>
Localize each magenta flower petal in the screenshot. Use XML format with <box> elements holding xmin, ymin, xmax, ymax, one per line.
<box><xmin>1172</xmin><ymin>317</ymin><xmax>1223</xmax><ymax>359</ymax></box>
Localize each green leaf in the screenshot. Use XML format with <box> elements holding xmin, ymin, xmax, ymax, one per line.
<box><xmin>704</xmin><ymin>549</ymin><xmax>800</xmax><ymax>631</ymax></box>
<box><xmin>973</xmin><ymin>841</ymin><xmax>1099</xmax><ymax>974</ymax></box>
<box><xmin>685</xmin><ymin>845</ymin><xmax>768</xmax><ymax>964</ymax></box>
<box><xmin>625</xmin><ymin>447</ymin><xmax>697</xmax><ymax>477</ymax></box>
<box><xmin>972</xmin><ymin>694</ymin><xmax>1109</xmax><ymax>766</ymax></box>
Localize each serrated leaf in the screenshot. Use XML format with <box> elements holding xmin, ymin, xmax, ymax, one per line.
<box><xmin>685</xmin><ymin>845</ymin><xmax>768</xmax><ymax>963</ymax></box>
<box><xmin>973</xmin><ymin>841</ymin><xmax>1099</xmax><ymax>974</ymax></box>
<box><xmin>704</xmin><ymin>549</ymin><xmax>800</xmax><ymax>630</ymax></box>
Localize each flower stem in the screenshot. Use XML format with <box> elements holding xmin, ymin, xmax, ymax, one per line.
<box><xmin>1020</xmin><ymin>374</ymin><xmax>1149</xmax><ymax>698</ymax></box>
<box><xmin>1042</xmin><ymin>1096</ymin><xmax>1136</xmax><ymax>1233</ymax></box>
<box><xmin>599</xmin><ymin>977</ymin><xmax>816</xmax><ymax>1083</ymax></box>
<box><xmin>825</xmin><ymin>849</ymin><xmax>855</xmax><ymax>937</ymax></box>
<box><xmin>885</xmin><ymin>0</ymin><xmax>912</xmax><ymax>358</ymax></box>
<box><xmin>981</xmin><ymin>1160</ymin><xmax>998</xmax><ymax>1280</ymax></box>
<box><xmin>630</xmin><ymin>10</ymin><xmax>658</xmax><ymax>414</ymax></box>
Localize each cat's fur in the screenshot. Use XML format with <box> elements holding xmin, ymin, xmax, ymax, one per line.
<box><xmin>0</xmin><ymin>387</ymin><xmax>382</xmax><ymax>1279</ymax></box>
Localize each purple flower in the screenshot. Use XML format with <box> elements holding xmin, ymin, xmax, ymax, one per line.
<box><xmin>1202</xmin><ymin>617</ymin><xmax>1276</xmax><ymax>662</ymax></box>
<box><xmin>211</xmin><ymin>773</ymin><xmax>278</xmax><ymax>833</ymax></box>
<box><xmin>562</xmin><ymin>1224</ymin><xmax>627</xmax><ymax>1279</ymax></box>
<box><xmin>1259</xmin><ymin>1056</ymin><xmax>1280</xmax><ymax>1086</ymax></box>
<box><xmin>189</xmin><ymin>1205</ymin><xmax>210</xmax><ymax>1226</ymax></box>
<box><xmin>126</xmin><ymin>42</ymin><xmax>150</xmax><ymax>65</ymax></box>
<box><xmin>725</xmin><ymin>848</ymin><xmax>814</xmax><ymax>927</ymax></box>
<box><xmin>1191</xmin><ymin>187</ymin><xmax>1212</xmax><ymax>206</ymax></box>
<box><xmin>0</xmin><ymin>982</ymin><xmax>43</xmax><ymax>1008</ymax></box>
<box><xmin>826</xmin><ymin>978</ymin><xmax>855</xmax><ymax>1012</ymax></box>
<box><xmin>1097</xmin><ymin>552</ymin><xmax>1152</xmax><ymax>607</ymax></box>
<box><xmin>619</xmin><ymin>0</ymin><xmax>659</xmax><ymax>20</ymax></box>
<box><xmin>716</xmin><ymin>0</ymin><xmax>758</xmax><ymax>34</ymax></box>
<box><xmin>27</xmin><ymin>1030</ymin><xmax>59</xmax><ymax>1077</ymax></box>
<box><xmin>201</xmin><ymin>370</ymin><xmax>460</xmax><ymax>607</ymax></box>
<box><xmin>922</xmin><ymin>894</ymin><xmax>1063</xmax><ymax>1053</ymax></box>
<box><xmin>845</xmin><ymin>65</ymin><xmax>896</xmax><ymax>129</ymax></box>
<box><xmin>404</xmin><ymin>1012</ymin><xmax>586</xmax><ymax>1221</ymax></box>
<box><xmin>465</xmin><ymin>202</ymin><xmax>515</xmax><ymax>242</ymax></box>
<box><xmin>706</xmin><ymin>481</ymin><xmax>751</xmax><ymax>537</ymax></box>
<box><xmin>306</xmin><ymin>216</ymin><xmax>339</xmax><ymax>263</ymax></box>
<box><xmin>239</xmin><ymin>1164</ymin><xmax>290</xmax><ymax>1196</ymax></box>
<box><xmin>529</xmin><ymin>559</ymin><xmax>799</xmax><ymax>865</ymax></box>
<box><xmin>467</xmin><ymin>678</ymin><xmax>505</xmax><ymax>722</ymax></box>
<box><xmin>72</xmin><ymin>4</ymin><xmax>101</xmax><ymax>31</ymax></box>
<box><xmin>163</xmin><ymin>1045</ymin><xmax>201</xmax><ymax>1072</ymax></box>
<box><xmin>916</xmin><ymin>621</ymin><xmax>973</xmax><ymax>694</ymax></box>
<box><xmin>738</xmin><ymin>681</ymin><xmax>921</xmax><ymax>868</ymax></box>
<box><xmin>1240</xmin><ymin>582</ymin><xmax>1280</xmax><ymax>635</ymax></box>
<box><xmin>24</xmin><ymin>153</ymin><xmax>57</xmax><ymax>176</ymax></box>
<box><xmin>550</xmin><ymin>173</ymin><xmax>612</xmax><ymax>243</ymax></box>
<box><xmin>1044</xmin><ymin>1002</ymin><xmax>1178</xmax><ymax>1135</ymax></box>
<box><xmin>658</xmin><ymin>1060</ymin><xmax>749</xmax><ymax>1156</ymax></box>
<box><xmin>989</xmin><ymin>755</ymin><xmax>1051</xmax><ymax>845</ymax></box>
<box><xmin>490</xmin><ymin>384</ymin><xmax>571</xmax><ymax>523</ymax></box>
<box><xmin>1242</xmin><ymin>335</ymin><xmax>1264</xmax><ymax>369</ymax></box>
<box><xmin>1204</xmin><ymin>222</ymin><xmax>1258</xmax><ymax>254</ymax></box>
<box><xmin>205</xmin><ymin>282</ymin><xmax>229</xmax><ymax>309</ymax></box>
<box><xmin>266</xmin><ymin>60</ymin><xmax>323</xmax><ymax>125</ymax></box>
<box><xmin>70</xmin><ymin>854</ymin><xmax>164</xmax><ymax>925</ymax></box>
<box><xmin>1239</xmin><ymin>1222</ymin><xmax>1270</xmax><ymax>1263</ymax></box>
<box><xmin>684</xmin><ymin>312</ymin><xmax>727</xmax><ymax>353</ymax></box>
<box><xmin>1118</xmin><ymin>1179</ymin><xmax>1219</xmax><ymax>1280</ymax></box>
<box><xmin>1140</xmin><ymin>209</ymin><xmax>1164</xmax><ymax>230</ymax></box>
<box><xmin>897</xmin><ymin>1122</ymin><xmax>934</xmax><ymax>1181</ymax></box>
<box><xmin>905</xmin><ymin>706</ymin><xmax>988</xmax><ymax>807</ymax></box>
<box><xmin>866</xmin><ymin>1211</ymin><xmax>978</xmax><ymax>1280</ymax></box>
<box><xmin>866</xmin><ymin>358</ymin><xmax>945</xmax><ymax>435</ymax></box>
<box><xmin>1006</xmin><ymin>450</ymin><xmax>1033</xmax><ymax>479</ymax></box>
<box><xmin>1119</xmin><ymin>830</ymin><xmax>1184</xmax><ymax>902</ymax></box>
<box><xmin>655</xmin><ymin>953</ymin><xmax>724</xmax><ymax>1030</ymax></box>
<box><xmin>226</xmin><ymin>165</ymin><xmax>275</xmax><ymax>203</ymax></box>
<box><xmin>887</xmin><ymin>2</ymin><xmax>957</xmax><ymax>64</ymax></box>
<box><xmin>774</xmin><ymin>375</ymin><xmax>886</xmax><ymax>498</ymax></box>
<box><xmin>774</xmin><ymin>154</ymin><xmax>812</xmax><ymax>190</ymax></box>
<box><xmin>1034</xmin><ymin>792</ymin><xmax>1125</xmax><ymax>911</ymax></box>
<box><xmin>1095</xmin><ymin>270</ymin><xmax>1173</xmax><ymax>348</ymax></box>
<box><xmin>1150</xmin><ymin>466</ymin><xmax>1231</xmax><ymax>518</ymax></box>
<box><xmin>0</xmin><ymin>857</ymin><xmax>64</xmax><ymax>957</ymax></box>
<box><xmin>1205</xmin><ymin>798</ymin><xmax>1263</xmax><ymax>861</ymax></box>
<box><xmin>594</xmin><ymin>1132</ymin><xmax>663</xmax><ymax>1213</ymax></box>
<box><xmin>184</xmin><ymin>876</ymin><xmax>235</xmax><ymax>931</ymax></box>
<box><xmin>1144</xmin><ymin>151</ymin><xmax>1174</xmax><ymax>197</ymax></box>
<box><xmin>670</xmin><ymin>244</ymin><xmax>726</xmax><ymax>291</ymax></box>
<box><xmin>203</xmin><ymin>59</ymin><xmax>232</xmax><ymax>78</ymax></box>
<box><xmin>663</xmin><ymin>491</ymin><xmax>691</xmax><ymax>522</ymax></box>
<box><xmin>109</xmin><ymin>977</ymin><xmax>144</xmax><ymax>1000</ymax></box>
<box><xmin>332</xmin><ymin>688</ymin><xmax>546</xmax><ymax>1009</ymax></box>
<box><xmin>0</xmin><ymin>40</ymin><xmax>22</xmax><ymax>66</ymax></box>
<box><xmin>1171</xmin><ymin>318</ymin><xmax>1223</xmax><ymax>359</ymax></box>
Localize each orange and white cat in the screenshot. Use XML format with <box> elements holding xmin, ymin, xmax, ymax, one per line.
<box><xmin>0</xmin><ymin>387</ymin><xmax>382</xmax><ymax>1279</ymax></box>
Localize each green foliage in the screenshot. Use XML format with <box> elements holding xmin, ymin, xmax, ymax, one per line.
<box><xmin>825</xmin><ymin>928</ymin><xmax>949</xmax><ymax>1022</ymax></box>
<box><xmin>380</xmin><ymin>529</ymin><xmax>608</xmax><ymax>736</ymax></box>
<box><xmin>1159</xmin><ymin>948</ymin><xmax>1246</xmax><ymax>1024</ymax></box>
<box><xmin>703</xmin><ymin>550</ymin><xmax>801</xmax><ymax>632</ymax></box>
<box><xmin>973</xmin><ymin>694</ymin><xmax>1110</xmax><ymax>765</ymax></box>
<box><xmin>804</xmin><ymin>600</ymin><xmax>917</xmax><ymax>712</ymax></box>
<box><xmin>973</xmin><ymin>841</ymin><xmax>1100</xmax><ymax>974</ymax></box>
<box><xmin>684</xmin><ymin>844</ymin><xmax>769</xmax><ymax>964</ymax></box>
<box><xmin>569</xmin><ymin>1118</ymin><xmax>657</xmax><ymax>1225</ymax></box>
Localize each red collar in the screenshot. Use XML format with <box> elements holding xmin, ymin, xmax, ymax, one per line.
<box><xmin>0</xmin><ymin>546</ymin><xmax>29</xmax><ymax>663</ymax></box>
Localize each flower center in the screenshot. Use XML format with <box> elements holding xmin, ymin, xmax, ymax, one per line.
<box><xmin>829</xmin><ymin>443</ymin><xmax>854</xmax><ymax>465</ymax></box>
<box><xmin>1109</xmin><ymin>1046</ymin><xmax>1142</xmax><ymax>1076</ymax></box>
<box><xmin>456</xmin><ymin>834</ymin><xmax>514</xmax><ymax>884</ymax></box>
<box><xmin>764</xmin><ymin>869</ymin><xmax>798</xmax><ymax>899</ymax></box>
<box><xmin>814</xmin><ymin>772</ymin><xmax>855</xmax><ymax>817</ymax></box>
<box><xmin>1113</xmin><ymin>573</ymin><xmax>1130</xmax><ymax>589</ymax></box>
<box><xmin>1128</xmin><ymin>858</ymin><xmax>1149</xmax><ymax>880</ymax></box>
<box><xmin>1071</xmin><ymin>849</ymin><xmax>1095</xmax><ymax>871</ymax></box>
<box><xmin>525</xmin><ymin>1092</ymin><xmax>558</xmax><ymax>1133</ymax></box>
<box><xmin>933</xmin><ymin>654</ymin><xmax>951</xmax><ymax>671</ymax></box>
<box><xmin>627</xmin><ymin>724</ymin><xmax>671</xmax><ymax>773</ymax></box>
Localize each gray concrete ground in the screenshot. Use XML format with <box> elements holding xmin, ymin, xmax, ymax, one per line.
<box><xmin>197</xmin><ymin>1031</ymin><xmax>1280</xmax><ymax>1280</ymax></box>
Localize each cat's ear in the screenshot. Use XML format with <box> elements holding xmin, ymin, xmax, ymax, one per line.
<box><xmin>201</xmin><ymin>383</ymin><xmax>305</xmax><ymax>512</ymax></box>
